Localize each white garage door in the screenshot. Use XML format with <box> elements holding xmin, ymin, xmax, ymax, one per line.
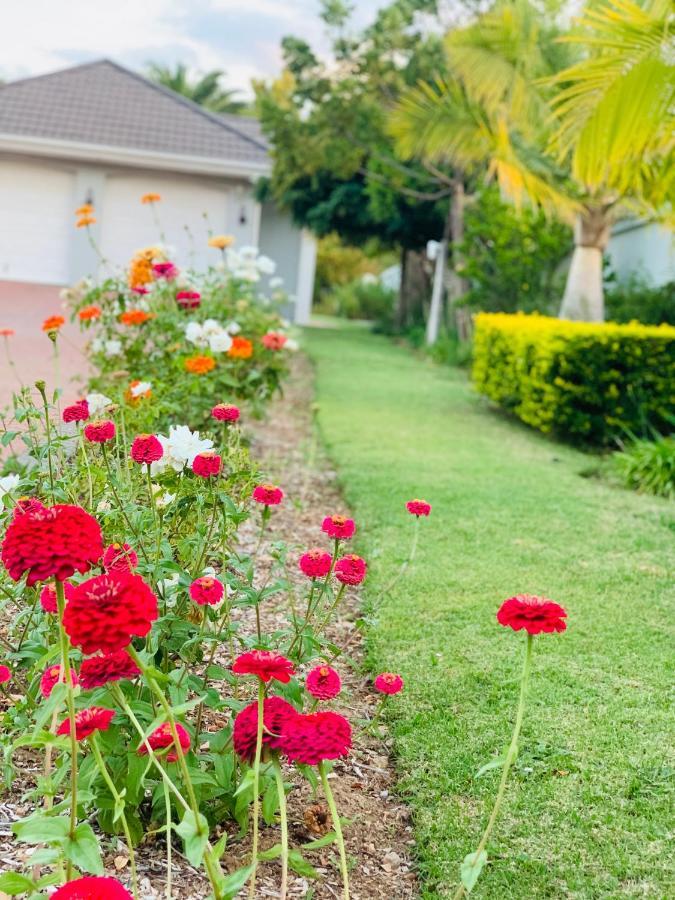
<box><xmin>0</xmin><ymin>161</ymin><xmax>73</xmax><ymax>284</ymax></box>
<box><xmin>101</xmin><ymin>174</ymin><xmax>231</xmax><ymax>274</ymax></box>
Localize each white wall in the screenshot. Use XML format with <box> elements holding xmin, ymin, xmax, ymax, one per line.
<box><xmin>607</xmin><ymin>221</ymin><xmax>674</xmax><ymax>286</ymax></box>
<box><xmin>258</xmin><ymin>201</ymin><xmax>316</xmax><ymax>323</ymax></box>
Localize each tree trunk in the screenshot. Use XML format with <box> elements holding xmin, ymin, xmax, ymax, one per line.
<box><xmin>446</xmin><ymin>176</ymin><xmax>471</xmax><ymax>340</ymax></box>
<box><xmin>559</xmin><ymin>206</ymin><xmax>612</xmax><ymax>322</ymax></box>
<box><xmin>395</xmin><ymin>247</ymin><xmax>409</xmax><ymax>331</ymax></box>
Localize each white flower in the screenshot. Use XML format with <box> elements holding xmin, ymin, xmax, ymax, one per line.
<box><xmin>185</xmin><ymin>322</ymin><xmax>207</xmax><ymax>347</ymax></box>
<box><xmin>86</xmin><ymin>392</ymin><xmax>113</xmax><ymax>415</ymax></box>
<box><xmin>158</xmin><ymin>572</ymin><xmax>181</xmax><ymax>594</ymax></box>
<box><xmin>202</xmin><ymin>319</ymin><xmax>222</xmax><ymax>337</ymax></box>
<box><xmin>238</xmin><ymin>245</ymin><xmax>258</xmax><ymax>260</ymax></box>
<box><xmin>269</xmin><ymin>276</ymin><xmax>284</xmax><ymax>289</ymax></box>
<box><xmin>226</xmin><ymin>321</ymin><xmax>241</xmax><ymax>335</ymax></box>
<box><xmin>96</xmin><ymin>498</ymin><xmax>112</xmax><ymax>513</ymax></box>
<box><xmin>0</xmin><ymin>474</ymin><xmax>20</xmax><ymax>499</ymax></box>
<box><xmin>209</xmin><ymin>332</ymin><xmax>233</xmax><ymax>353</ymax></box>
<box><xmin>284</xmin><ymin>338</ymin><xmax>299</xmax><ymax>352</ymax></box>
<box><xmin>104</xmin><ymin>339</ymin><xmax>122</xmax><ymax>358</ymax></box>
<box><xmin>130</xmin><ymin>381</ymin><xmax>152</xmax><ymax>398</ymax></box>
<box><xmin>151</xmin><ymin>425</ymin><xmax>214</xmax><ymax>475</ymax></box>
<box><xmin>151</xmin><ymin>484</ymin><xmax>176</xmax><ymax>508</ymax></box>
<box><xmin>257</xmin><ymin>255</ymin><xmax>276</xmax><ymax>275</ymax></box>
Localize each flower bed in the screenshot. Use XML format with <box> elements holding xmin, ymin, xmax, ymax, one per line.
<box><xmin>472</xmin><ymin>312</ymin><xmax>675</xmax><ymax>445</ymax></box>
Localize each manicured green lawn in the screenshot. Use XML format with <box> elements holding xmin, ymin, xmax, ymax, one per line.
<box><xmin>305</xmin><ymin>325</ymin><xmax>674</xmax><ymax>899</ymax></box>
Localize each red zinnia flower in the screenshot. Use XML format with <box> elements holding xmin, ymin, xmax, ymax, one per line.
<box><xmin>406</xmin><ymin>498</ymin><xmax>431</xmax><ymax>517</ymax></box>
<box><xmin>176</xmin><ymin>290</ymin><xmax>201</xmax><ymax>309</ymax></box>
<box><xmin>280</xmin><ymin>711</ymin><xmax>352</xmax><ymax>766</ymax></box>
<box><xmin>497</xmin><ymin>594</ymin><xmax>567</xmax><ymax>635</ymax></box>
<box><xmin>12</xmin><ymin>497</ymin><xmax>47</xmax><ymax>519</ymax></box>
<box><xmin>62</xmin><ymin>399</ymin><xmax>89</xmax><ymax>424</ymax></box>
<box><xmin>0</xmin><ymin>328</ymin><xmax>15</xmax><ymax>337</ymax></box>
<box><xmin>233</xmin><ymin>696</ymin><xmax>298</xmax><ymax>762</ymax></box>
<box><xmin>306</xmin><ymin>665</ymin><xmax>342</xmax><ymax>700</ymax></box>
<box><xmin>299</xmin><ymin>548</ymin><xmax>333</xmax><ymax>579</ymax></box>
<box><xmin>322</xmin><ymin>515</ymin><xmax>355</xmax><ymax>540</ymax></box>
<box><xmin>1</xmin><ymin>503</ymin><xmax>103</xmax><ymax>586</ymax></box>
<box><xmin>79</xmin><ymin>650</ymin><xmax>140</xmax><ymax>690</ymax></box>
<box><xmin>211</xmin><ymin>403</ymin><xmax>240</xmax><ymax>422</ymax></box>
<box><xmin>42</xmin><ymin>315</ymin><xmax>65</xmax><ymax>333</ymax></box>
<box><xmin>0</xmin><ymin>665</ymin><xmax>11</xmax><ymax>684</ymax></box>
<box><xmin>192</xmin><ymin>451</ymin><xmax>221</xmax><ymax>478</ymax></box>
<box><xmin>84</xmin><ymin>419</ymin><xmax>115</xmax><ymax>444</ymax></box>
<box><xmin>52</xmin><ymin>876</ymin><xmax>133</xmax><ymax>899</ymax></box>
<box><xmin>40</xmin><ymin>580</ymin><xmax>76</xmax><ymax>613</ymax></box>
<box><xmin>261</xmin><ymin>331</ymin><xmax>288</xmax><ymax>351</ymax></box>
<box><xmin>153</xmin><ymin>261</ymin><xmax>179</xmax><ymax>279</ymax></box>
<box><xmin>40</xmin><ymin>664</ymin><xmax>79</xmax><ymax>699</ymax></box>
<box><xmin>131</xmin><ymin>285</ymin><xmax>149</xmax><ymax>295</ymax></box>
<box><xmin>232</xmin><ymin>650</ymin><xmax>295</xmax><ymax>684</ymax></box>
<box><xmin>102</xmin><ymin>542</ymin><xmax>138</xmax><ymax>573</ymax></box>
<box><xmin>374</xmin><ymin>672</ymin><xmax>404</xmax><ymax>695</ymax></box>
<box><xmin>130</xmin><ymin>433</ymin><xmax>163</xmax><ymax>465</ymax></box>
<box><xmin>189</xmin><ymin>575</ymin><xmax>224</xmax><ymax>606</ymax></box>
<box><xmin>252</xmin><ymin>483</ymin><xmax>283</xmax><ymax>506</ymax></box>
<box><xmin>138</xmin><ymin>722</ymin><xmax>191</xmax><ymax>762</ymax></box>
<box><xmin>57</xmin><ymin>706</ymin><xmax>115</xmax><ymax>741</ymax></box>
<box><xmin>334</xmin><ymin>554</ymin><xmax>367</xmax><ymax>585</ymax></box>
<box><xmin>63</xmin><ymin>571</ymin><xmax>158</xmax><ymax>655</ymax></box>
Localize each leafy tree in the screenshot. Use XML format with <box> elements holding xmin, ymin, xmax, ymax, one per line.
<box><xmin>390</xmin><ymin>0</ymin><xmax>674</xmax><ymax>321</ymax></box>
<box><xmin>147</xmin><ymin>62</ymin><xmax>248</xmax><ymax>114</ymax></box>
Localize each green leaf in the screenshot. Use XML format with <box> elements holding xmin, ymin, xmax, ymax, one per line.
<box><xmin>262</xmin><ymin>779</ymin><xmax>279</xmax><ymax>825</ymax></box>
<box><xmin>460</xmin><ymin>850</ymin><xmax>488</xmax><ymax>893</ymax></box>
<box><xmin>289</xmin><ymin>849</ymin><xmax>319</xmax><ymax>878</ymax></box>
<box><xmin>0</xmin><ymin>873</ymin><xmax>36</xmax><ymax>894</ymax></box>
<box><xmin>218</xmin><ymin>863</ymin><xmax>254</xmax><ymax>899</ymax></box>
<box><xmin>475</xmin><ymin>755</ymin><xmax>507</xmax><ymax>779</ymax></box>
<box><xmin>175</xmin><ymin>810</ymin><xmax>209</xmax><ymax>867</ymax></box>
<box><xmin>13</xmin><ymin>814</ymin><xmax>71</xmax><ymax>844</ymax></box>
<box><xmin>63</xmin><ymin>822</ymin><xmax>104</xmax><ymax>875</ymax></box>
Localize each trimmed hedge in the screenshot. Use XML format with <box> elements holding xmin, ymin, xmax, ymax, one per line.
<box><xmin>472</xmin><ymin>313</ymin><xmax>675</xmax><ymax>445</ymax></box>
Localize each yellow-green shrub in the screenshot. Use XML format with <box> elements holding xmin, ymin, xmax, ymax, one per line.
<box><xmin>472</xmin><ymin>313</ymin><xmax>675</xmax><ymax>445</ymax></box>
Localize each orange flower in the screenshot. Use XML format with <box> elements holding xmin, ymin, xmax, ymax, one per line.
<box><xmin>125</xmin><ymin>380</ymin><xmax>152</xmax><ymax>403</ymax></box>
<box><xmin>119</xmin><ymin>309</ymin><xmax>154</xmax><ymax>326</ymax></box>
<box><xmin>78</xmin><ymin>305</ymin><xmax>102</xmax><ymax>322</ymax></box>
<box><xmin>75</xmin><ymin>204</ymin><xmax>94</xmax><ymax>216</ymax></box>
<box><xmin>128</xmin><ymin>256</ymin><xmax>155</xmax><ymax>288</ymax></box>
<box><xmin>208</xmin><ymin>234</ymin><xmax>234</xmax><ymax>250</ymax></box>
<box><xmin>76</xmin><ymin>216</ymin><xmax>96</xmax><ymax>228</ymax></box>
<box><xmin>185</xmin><ymin>354</ymin><xmax>216</xmax><ymax>375</ymax></box>
<box><xmin>42</xmin><ymin>316</ymin><xmax>65</xmax><ymax>333</ymax></box>
<box><xmin>228</xmin><ymin>336</ymin><xmax>253</xmax><ymax>360</ymax></box>
<box><xmin>141</xmin><ymin>193</ymin><xmax>161</xmax><ymax>204</ymax></box>
<box><xmin>0</xmin><ymin>327</ymin><xmax>14</xmax><ymax>337</ymax></box>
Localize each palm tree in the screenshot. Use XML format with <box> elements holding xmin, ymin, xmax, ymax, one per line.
<box><xmin>147</xmin><ymin>63</ymin><xmax>248</xmax><ymax>115</ymax></box>
<box><xmin>390</xmin><ymin>0</ymin><xmax>674</xmax><ymax>322</ymax></box>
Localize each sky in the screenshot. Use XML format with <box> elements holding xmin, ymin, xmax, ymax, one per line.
<box><xmin>0</xmin><ymin>0</ymin><xmax>390</xmax><ymax>98</ymax></box>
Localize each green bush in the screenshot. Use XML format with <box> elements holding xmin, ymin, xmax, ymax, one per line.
<box><xmin>472</xmin><ymin>313</ymin><xmax>675</xmax><ymax>445</ymax></box>
<box><xmin>322</xmin><ymin>279</ymin><xmax>396</xmax><ymax>320</ymax></box>
<box><xmin>614</xmin><ymin>436</ymin><xmax>675</xmax><ymax>497</ymax></box>
<box><xmin>605</xmin><ymin>273</ymin><xmax>675</xmax><ymax>325</ymax></box>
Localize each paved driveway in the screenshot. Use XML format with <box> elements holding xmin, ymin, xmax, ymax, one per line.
<box><xmin>0</xmin><ymin>280</ymin><xmax>90</xmax><ymax>413</ymax></box>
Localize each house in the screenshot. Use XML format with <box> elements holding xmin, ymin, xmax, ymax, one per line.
<box><xmin>606</xmin><ymin>220</ymin><xmax>674</xmax><ymax>288</ymax></box>
<box><xmin>0</xmin><ymin>59</ymin><xmax>316</xmax><ymax>323</ymax></box>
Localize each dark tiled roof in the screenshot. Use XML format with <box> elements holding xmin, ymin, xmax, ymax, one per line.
<box><xmin>0</xmin><ymin>59</ymin><xmax>269</xmax><ymax>167</ymax></box>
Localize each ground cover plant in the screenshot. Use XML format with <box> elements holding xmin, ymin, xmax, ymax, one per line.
<box><xmin>306</xmin><ymin>325</ymin><xmax>675</xmax><ymax>898</ymax></box>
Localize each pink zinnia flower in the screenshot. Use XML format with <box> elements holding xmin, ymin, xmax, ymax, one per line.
<box><xmin>176</xmin><ymin>290</ymin><xmax>201</xmax><ymax>309</ymax></box>
<box><xmin>322</xmin><ymin>515</ymin><xmax>355</xmax><ymax>540</ymax></box>
<box><xmin>84</xmin><ymin>419</ymin><xmax>115</xmax><ymax>444</ymax></box>
<box><xmin>79</xmin><ymin>650</ymin><xmax>140</xmax><ymax>690</ymax></box>
<box><xmin>334</xmin><ymin>554</ymin><xmax>367</xmax><ymax>585</ymax></box>
<box><xmin>138</xmin><ymin>722</ymin><xmax>191</xmax><ymax>762</ymax></box>
<box><xmin>280</xmin><ymin>711</ymin><xmax>352</xmax><ymax>766</ymax></box>
<box><xmin>252</xmin><ymin>483</ymin><xmax>284</xmax><ymax>505</ymax></box>
<box><xmin>374</xmin><ymin>672</ymin><xmax>404</xmax><ymax>695</ymax></box>
<box><xmin>57</xmin><ymin>707</ymin><xmax>115</xmax><ymax>741</ymax></box>
<box><xmin>232</xmin><ymin>650</ymin><xmax>295</xmax><ymax>684</ymax></box>
<box><xmin>192</xmin><ymin>451</ymin><xmax>221</xmax><ymax>478</ymax></box>
<box><xmin>62</xmin><ymin>399</ymin><xmax>89</xmax><ymax>424</ymax></box>
<box><xmin>233</xmin><ymin>696</ymin><xmax>298</xmax><ymax>762</ymax></box>
<box><xmin>306</xmin><ymin>665</ymin><xmax>342</xmax><ymax>700</ymax></box>
<box><xmin>299</xmin><ymin>548</ymin><xmax>333</xmax><ymax>579</ymax></box>
<box><xmin>189</xmin><ymin>575</ymin><xmax>224</xmax><ymax>606</ymax></box>
<box><xmin>40</xmin><ymin>664</ymin><xmax>79</xmax><ymax>699</ymax></box>
<box><xmin>130</xmin><ymin>434</ymin><xmax>163</xmax><ymax>464</ymax></box>
<box><xmin>52</xmin><ymin>876</ymin><xmax>133</xmax><ymax>899</ymax></box>
<box><xmin>40</xmin><ymin>581</ymin><xmax>76</xmax><ymax>614</ymax></box>
<box><xmin>497</xmin><ymin>594</ymin><xmax>567</xmax><ymax>635</ymax></box>
<box><xmin>0</xmin><ymin>665</ymin><xmax>11</xmax><ymax>685</ymax></box>
<box><xmin>262</xmin><ymin>332</ymin><xmax>288</xmax><ymax>351</ymax></box>
<box><xmin>406</xmin><ymin>498</ymin><xmax>431</xmax><ymax>517</ymax></box>
<box><xmin>102</xmin><ymin>542</ymin><xmax>138</xmax><ymax>573</ymax></box>
<box><xmin>211</xmin><ymin>403</ymin><xmax>240</xmax><ymax>422</ymax></box>
<box><xmin>152</xmin><ymin>262</ymin><xmax>179</xmax><ymax>280</ymax></box>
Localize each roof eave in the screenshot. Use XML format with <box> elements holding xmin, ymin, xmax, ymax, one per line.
<box><xmin>0</xmin><ymin>133</ymin><xmax>271</xmax><ymax>180</ymax></box>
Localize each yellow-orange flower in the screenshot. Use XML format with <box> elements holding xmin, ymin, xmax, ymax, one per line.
<box><xmin>125</xmin><ymin>380</ymin><xmax>152</xmax><ymax>403</ymax></box>
<box><xmin>185</xmin><ymin>354</ymin><xmax>216</xmax><ymax>375</ymax></box>
<box><xmin>228</xmin><ymin>336</ymin><xmax>253</xmax><ymax>359</ymax></box>
<box><xmin>208</xmin><ymin>234</ymin><xmax>234</xmax><ymax>250</ymax></box>
<box><xmin>128</xmin><ymin>256</ymin><xmax>155</xmax><ymax>289</ymax></box>
<box><xmin>141</xmin><ymin>193</ymin><xmax>161</xmax><ymax>204</ymax></box>
<box><xmin>75</xmin><ymin>204</ymin><xmax>94</xmax><ymax>216</ymax></box>
<box><xmin>119</xmin><ymin>309</ymin><xmax>154</xmax><ymax>326</ymax></box>
<box><xmin>76</xmin><ymin>216</ymin><xmax>96</xmax><ymax>228</ymax></box>
<box><xmin>42</xmin><ymin>315</ymin><xmax>65</xmax><ymax>333</ymax></box>
<box><xmin>78</xmin><ymin>305</ymin><xmax>102</xmax><ymax>321</ymax></box>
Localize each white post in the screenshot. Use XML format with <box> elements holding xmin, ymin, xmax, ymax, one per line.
<box><xmin>426</xmin><ymin>239</ymin><xmax>446</xmax><ymax>346</ymax></box>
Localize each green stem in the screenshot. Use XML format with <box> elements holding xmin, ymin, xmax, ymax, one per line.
<box><xmin>248</xmin><ymin>679</ymin><xmax>265</xmax><ymax>899</ymax></box>
<box><xmin>79</xmin><ymin>430</ymin><xmax>94</xmax><ymax>509</ymax></box>
<box><xmin>163</xmin><ymin>778</ymin><xmax>173</xmax><ymax>900</ymax></box>
<box><xmin>272</xmin><ymin>756</ymin><xmax>289</xmax><ymax>900</ymax></box>
<box><xmin>193</xmin><ymin>487</ymin><xmax>219</xmax><ymax>576</ymax></box>
<box><xmin>452</xmin><ymin>633</ymin><xmax>534</xmax><ymax>900</ymax></box>
<box><xmin>101</xmin><ymin>444</ymin><xmax>149</xmax><ymax>563</ymax></box>
<box><xmin>90</xmin><ymin>734</ymin><xmax>139</xmax><ymax>899</ymax></box>
<box><xmin>319</xmin><ymin>761</ymin><xmax>350</xmax><ymax>900</ymax></box>
<box><xmin>315</xmin><ymin>584</ymin><xmax>347</xmax><ymax>637</ymax></box>
<box><xmin>36</xmin><ymin>382</ymin><xmax>55</xmax><ymax>503</ymax></box>
<box><xmin>55</xmin><ymin>581</ymin><xmax>78</xmax><ymax>879</ymax></box>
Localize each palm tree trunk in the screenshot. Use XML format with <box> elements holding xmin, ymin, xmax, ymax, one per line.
<box><xmin>425</xmin><ymin>204</ymin><xmax>452</xmax><ymax>346</ymax></box>
<box><xmin>447</xmin><ymin>177</ymin><xmax>471</xmax><ymax>340</ymax></box>
<box><xmin>559</xmin><ymin>206</ymin><xmax>612</xmax><ymax>322</ymax></box>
